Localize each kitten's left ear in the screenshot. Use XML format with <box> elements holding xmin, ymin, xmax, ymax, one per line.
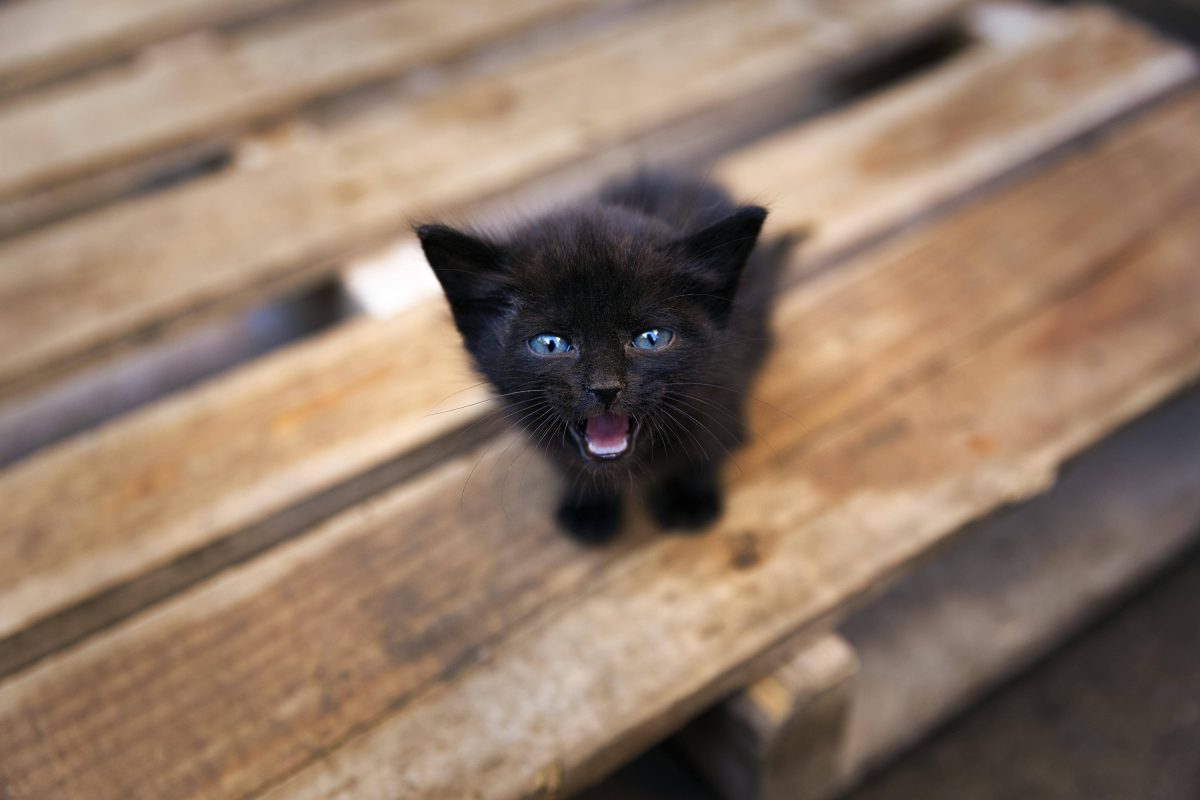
<box><xmin>671</xmin><ymin>205</ymin><xmax>767</xmax><ymax>321</ymax></box>
<box><xmin>416</xmin><ymin>223</ymin><xmax>511</xmax><ymax>347</ymax></box>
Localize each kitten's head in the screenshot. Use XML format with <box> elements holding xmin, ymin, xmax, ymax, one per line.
<box><xmin>417</xmin><ymin>203</ymin><xmax>766</xmax><ymax>468</ymax></box>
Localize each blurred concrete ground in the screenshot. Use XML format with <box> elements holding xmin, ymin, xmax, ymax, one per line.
<box><xmin>578</xmin><ymin>3</ymin><xmax>1200</xmax><ymax>797</ymax></box>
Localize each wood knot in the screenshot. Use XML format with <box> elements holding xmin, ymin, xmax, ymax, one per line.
<box><xmin>729</xmin><ymin>531</ymin><xmax>762</xmax><ymax>570</ymax></box>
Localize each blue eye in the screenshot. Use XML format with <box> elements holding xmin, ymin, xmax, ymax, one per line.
<box><xmin>529</xmin><ymin>333</ymin><xmax>572</xmax><ymax>355</ymax></box>
<box><xmin>632</xmin><ymin>328</ymin><xmax>673</xmax><ymax>351</ymax></box>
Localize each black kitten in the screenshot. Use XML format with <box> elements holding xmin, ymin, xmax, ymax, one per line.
<box><xmin>418</xmin><ymin>170</ymin><xmax>784</xmax><ymax>543</ymax></box>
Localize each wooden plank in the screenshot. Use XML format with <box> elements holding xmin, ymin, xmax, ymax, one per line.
<box><xmin>0</xmin><ymin>0</ymin><xmax>971</xmax><ymax>397</ymax></box>
<box><xmin>0</xmin><ymin>0</ymin><xmax>304</xmax><ymax>94</ymax></box>
<box><xmin>3</xmin><ymin>88</ymin><xmax>1199</xmax><ymax>800</ymax></box>
<box><xmin>0</xmin><ymin>0</ymin><xmax>607</xmax><ymax>201</ymax></box>
<box><xmin>0</xmin><ymin>2</ymin><xmax>1189</xmax><ymax>658</ymax></box>
<box><xmin>679</xmin><ymin>383</ymin><xmax>1200</xmax><ymax>800</ymax></box>
<box><xmin>678</xmin><ymin>635</ymin><xmax>859</xmax><ymax>800</ymax></box>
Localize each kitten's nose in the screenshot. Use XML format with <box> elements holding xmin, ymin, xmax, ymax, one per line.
<box><xmin>586</xmin><ymin>384</ymin><xmax>623</xmax><ymax>407</ymax></box>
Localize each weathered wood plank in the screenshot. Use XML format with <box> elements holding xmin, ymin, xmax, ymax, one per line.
<box><xmin>0</xmin><ymin>0</ymin><xmax>307</xmax><ymax>94</ymax></box>
<box><xmin>0</xmin><ymin>0</ymin><xmax>605</xmax><ymax>201</ymax></box>
<box><xmin>3</xmin><ymin>88</ymin><xmax>1199</xmax><ymax>800</ymax></box>
<box><xmin>0</xmin><ymin>0</ymin><xmax>970</xmax><ymax>397</ymax></box>
<box><xmin>679</xmin><ymin>382</ymin><xmax>1200</xmax><ymax>800</ymax></box>
<box><xmin>0</xmin><ymin>2</ymin><xmax>1188</xmax><ymax>659</ymax></box>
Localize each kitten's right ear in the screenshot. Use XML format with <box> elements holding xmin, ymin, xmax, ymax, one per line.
<box><xmin>416</xmin><ymin>224</ymin><xmax>511</xmax><ymax>343</ymax></box>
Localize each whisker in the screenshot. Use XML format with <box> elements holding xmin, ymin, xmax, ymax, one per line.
<box><xmin>665</xmin><ymin>393</ymin><xmax>746</xmax><ymax>477</ymax></box>
<box><xmin>665</xmin><ymin>382</ymin><xmax>799</xmax><ymax>423</ymax></box>
<box><xmin>664</xmin><ymin>399</ymin><xmax>741</xmax><ymax>476</ymax></box>
<box><xmin>667</xmin><ymin>390</ymin><xmax>784</xmax><ymax>469</ymax></box>
<box><xmin>425</xmin><ymin>388</ymin><xmax>545</xmax><ymax>416</ymax></box>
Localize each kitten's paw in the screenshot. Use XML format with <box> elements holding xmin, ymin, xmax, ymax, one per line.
<box><xmin>556</xmin><ymin>492</ymin><xmax>622</xmax><ymax>544</ymax></box>
<box><xmin>649</xmin><ymin>476</ymin><xmax>722</xmax><ymax>531</ymax></box>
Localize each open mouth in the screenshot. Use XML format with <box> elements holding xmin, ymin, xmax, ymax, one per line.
<box><xmin>571</xmin><ymin>412</ymin><xmax>638</xmax><ymax>461</ymax></box>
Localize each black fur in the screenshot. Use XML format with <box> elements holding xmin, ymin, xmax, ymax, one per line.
<box><xmin>418</xmin><ymin>170</ymin><xmax>788</xmax><ymax>542</ymax></box>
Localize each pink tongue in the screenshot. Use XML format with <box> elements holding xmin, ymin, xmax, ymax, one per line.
<box><xmin>585</xmin><ymin>412</ymin><xmax>630</xmax><ymax>451</ymax></box>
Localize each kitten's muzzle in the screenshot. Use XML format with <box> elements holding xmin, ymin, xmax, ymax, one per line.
<box><xmin>569</xmin><ymin>411</ymin><xmax>639</xmax><ymax>462</ymax></box>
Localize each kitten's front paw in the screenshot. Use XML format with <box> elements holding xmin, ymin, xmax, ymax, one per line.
<box><xmin>650</xmin><ymin>475</ymin><xmax>722</xmax><ymax>531</ymax></box>
<box><xmin>556</xmin><ymin>492</ymin><xmax>622</xmax><ymax>544</ymax></box>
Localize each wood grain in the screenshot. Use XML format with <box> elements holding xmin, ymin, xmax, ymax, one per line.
<box><xmin>0</xmin><ymin>0</ymin><xmax>970</xmax><ymax>396</ymax></box>
<box><xmin>0</xmin><ymin>2</ymin><xmax>1188</xmax><ymax>656</ymax></box>
<box><xmin>3</xmin><ymin>89</ymin><xmax>1199</xmax><ymax>800</ymax></box>
<box><xmin>0</xmin><ymin>0</ymin><xmax>304</xmax><ymax>93</ymax></box>
<box><xmin>0</xmin><ymin>0</ymin><xmax>604</xmax><ymax>200</ymax></box>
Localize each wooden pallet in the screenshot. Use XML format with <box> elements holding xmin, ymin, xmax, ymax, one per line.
<box><xmin>1</xmin><ymin>2</ymin><xmax>1199</xmax><ymax>799</ymax></box>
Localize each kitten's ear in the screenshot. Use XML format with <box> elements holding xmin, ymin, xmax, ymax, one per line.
<box><xmin>416</xmin><ymin>224</ymin><xmax>511</xmax><ymax>344</ymax></box>
<box><xmin>671</xmin><ymin>205</ymin><xmax>767</xmax><ymax>322</ymax></box>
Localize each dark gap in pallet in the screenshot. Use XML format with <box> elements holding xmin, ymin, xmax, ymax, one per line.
<box><xmin>128</xmin><ymin>146</ymin><xmax>234</xmax><ymax>197</ymax></box>
<box><xmin>823</xmin><ymin>24</ymin><xmax>975</xmax><ymax>106</ymax></box>
<box><xmin>1091</xmin><ymin>0</ymin><xmax>1200</xmax><ymax>48</ymax></box>
<box><xmin>0</xmin><ymin>280</ymin><xmax>351</xmax><ymax>468</ymax></box>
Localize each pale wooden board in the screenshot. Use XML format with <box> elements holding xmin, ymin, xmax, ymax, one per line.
<box><xmin>677</xmin><ymin>383</ymin><xmax>1200</xmax><ymax>800</ymax></box>
<box><xmin>0</xmin><ymin>0</ymin><xmax>971</xmax><ymax>396</ymax></box>
<box><xmin>0</xmin><ymin>2</ymin><xmax>1188</xmax><ymax>656</ymax></box>
<box><xmin>3</xmin><ymin>90</ymin><xmax>1199</xmax><ymax>800</ymax></box>
<box><xmin>0</xmin><ymin>0</ymin><xmax>605</xmax><ymax>200</ymax></box>
<box><xmin>0</xmin><ymin>0</ymin><xmax>305</xmax><ymax>93</ymax></box>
